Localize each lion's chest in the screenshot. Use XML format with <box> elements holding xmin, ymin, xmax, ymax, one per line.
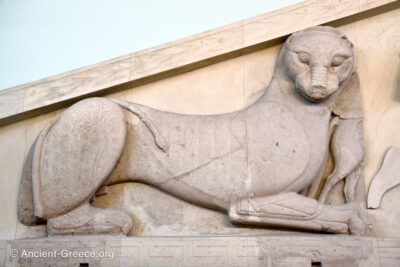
<box><xmin>244</xmin><ymin>102</ymin><xmax>329</xmax><ymax>195</ymax></box>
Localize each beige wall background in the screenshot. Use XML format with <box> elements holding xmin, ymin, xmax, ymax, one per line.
<box><xmin>0</xmin><ymin>6</ymin><xmax>399</xmax><ymax>239</ymax></box>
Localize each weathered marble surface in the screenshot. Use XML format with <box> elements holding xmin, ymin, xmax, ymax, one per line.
<box><xmin>2</xmin><ymin>235</ymin><xmax>400</xmax><ymax>266</ymax></box>
<box><xmin>17</xmin><ymin>26</ymin><xmax>370</xmax><ymax>236</ymax></box>
<box><xmin>0</xmin><ymin>4</ymin><xmax>400</xmax><ymax>241</ymax></box>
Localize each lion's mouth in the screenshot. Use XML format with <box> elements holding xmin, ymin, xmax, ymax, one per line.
<box><xmin>310</xmin><ymin>88</ymin><xmax>327</xmax><ymax>99</ymax></box>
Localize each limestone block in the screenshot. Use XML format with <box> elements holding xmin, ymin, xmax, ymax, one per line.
<box><xmin>0</xmin><ymin>120</ymin><xmax>27</xmax><ymax>240</ymax></box>
<box><xmin>130</xmin><ymin>54</ymin><xmax>245</xmax><ymax>115</ymax></box>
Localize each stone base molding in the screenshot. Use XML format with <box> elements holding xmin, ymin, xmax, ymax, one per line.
<box><xmin>2</xmin><ymin>235</ymin><xmax>399</xmax><ymax>266</ymax></box>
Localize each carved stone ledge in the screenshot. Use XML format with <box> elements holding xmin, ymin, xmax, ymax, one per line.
<box><xmin>2</xmin><ymin>235</ymin><xmax>400</xmax><ymax>266</ymax></box>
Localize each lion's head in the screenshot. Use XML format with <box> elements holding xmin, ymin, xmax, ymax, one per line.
<box><xmin>280</xmin><ymin>26</ymin><xmax>354</xmax><ymax>102</ymax></box>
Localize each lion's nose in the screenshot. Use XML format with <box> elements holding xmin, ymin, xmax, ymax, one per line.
<box><xmin>311</xmin><ymin>67</ymin><xmax>327</xmax><ymax>90</ymax></box>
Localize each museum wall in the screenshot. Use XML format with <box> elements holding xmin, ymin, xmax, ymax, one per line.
<box><xmin>0</xmin><ymin>7</ymin><xmax>399</xmax><ymax>240</ymax></box>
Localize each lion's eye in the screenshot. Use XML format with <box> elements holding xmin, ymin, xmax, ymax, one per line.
<box><xmin>297</xmin><ymin>53</ymin><xmax>309</xmax><ymax>65</ymax></box>
<box><xmin>331</xmin><ymin>56</ymin><xmax>345</xmax><ymax>67</ymax></box>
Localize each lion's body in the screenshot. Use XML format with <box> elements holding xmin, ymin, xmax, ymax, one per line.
<box><xmin>106</xmin><ymin>76</ymin><xmax>332</xmax><ymax>211</ymax></box>
<box><xmin>18</xmin><ymin>26</ymin><xmax>370</xmax><ymax>236</ymax></box>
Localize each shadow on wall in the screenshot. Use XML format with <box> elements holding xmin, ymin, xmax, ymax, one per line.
<box><xmin>391</xmin><ymin>55</ymin><xmax>400</xmax><ymax>101</ymax></box>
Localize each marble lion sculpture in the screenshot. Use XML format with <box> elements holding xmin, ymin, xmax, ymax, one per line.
<box><xmin>18</xmin><ymin>26</ymin><xmax>371</xmax><ymax>236</ymax></box>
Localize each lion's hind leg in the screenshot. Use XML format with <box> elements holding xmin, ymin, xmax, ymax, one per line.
<box><xmin>26</xmin><ymin>97</ymin><xmax>132</xmax><ymax>235</ymax></box>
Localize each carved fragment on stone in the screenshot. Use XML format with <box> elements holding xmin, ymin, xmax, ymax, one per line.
<box><xmin>17</xmin><ymin>26</ymin><xmax>370</xmax><ymax>236</ymax></box>
<box><xmin>368</xmin><ymin>146</ymin><xmax>400</xmax><ymax>209</ymax></box>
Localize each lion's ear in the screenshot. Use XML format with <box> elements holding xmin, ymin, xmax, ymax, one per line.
<box><xmin>333</xmin><ymin>72</ymin><xmax>363</xmax><ymax>119</ymax></box>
